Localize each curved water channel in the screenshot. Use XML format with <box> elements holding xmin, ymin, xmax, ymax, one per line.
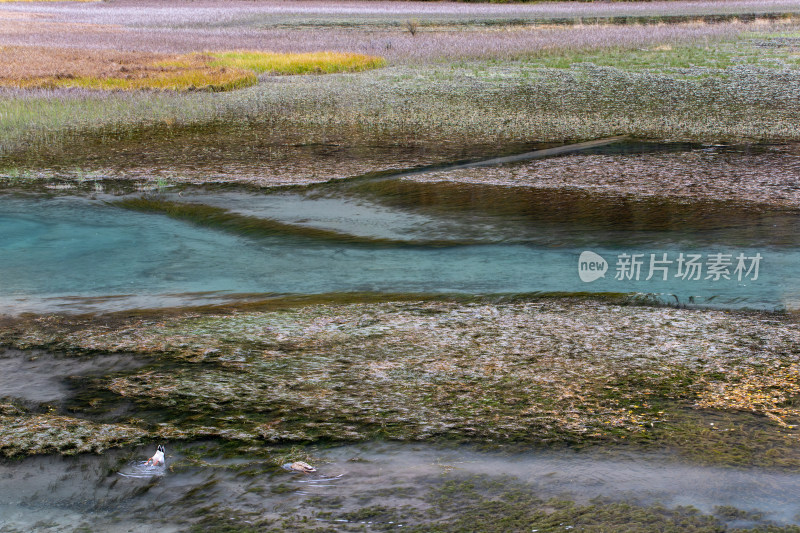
<box><xmin>1</xmin><ymin>180</ymin><xmax>798</xmax><ymax>313</ymax></box>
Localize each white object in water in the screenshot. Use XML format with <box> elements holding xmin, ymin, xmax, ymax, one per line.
<box><xmin>146</xmin><ymin>445</ymin><xmax>166</xmax><ymax>466</ymax></box>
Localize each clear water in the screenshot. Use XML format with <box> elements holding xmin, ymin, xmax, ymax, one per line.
<box><xmin>2</xmin><ymin>441</ymin><xmax>800</xmax><ymax>531</ymax></box>
<box><xmin>1</xmin><ymin>192</ymin><xmax>798</xmax><ymax>313</ymax></box>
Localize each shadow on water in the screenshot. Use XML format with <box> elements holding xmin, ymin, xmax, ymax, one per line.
<box><xmin>350</xmin><ymin>180</ymin><xmax>800</xmax><ymax>248</ymax></box>
<box><xmin>2</xmin><ymin>440</ymin><xmax>800</xmax><ymax>531</ymax></box>
<box><xmin>313</xmin><ymin>135</ymin><xmax>629</xmax><ymax>188</ymax></box>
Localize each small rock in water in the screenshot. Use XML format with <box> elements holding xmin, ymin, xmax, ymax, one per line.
<box><xmin>287</xmin><ymin>461</ymin><xmax>316</xmax><ymax>473</ymax></box>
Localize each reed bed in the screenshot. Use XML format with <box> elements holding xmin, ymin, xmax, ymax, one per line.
<box><xmin>3</xmin><ymin>42</ymin><xmax>800</xmax><ymax>164</ymax></box>
<box><xmin>0</xmin><ymin>15</ymin><xmax>768</xmax><ymax>61</ymax></box>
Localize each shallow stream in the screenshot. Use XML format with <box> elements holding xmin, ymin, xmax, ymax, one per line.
<box><xmin>1</xmin><ymin>441</ymin><xmax>799</xmax><ymax>531</ymax></box>
<box><xmin>0</xmin><ymin>183</ymin><xmax>798</xmax><ymax>313</ymax></box>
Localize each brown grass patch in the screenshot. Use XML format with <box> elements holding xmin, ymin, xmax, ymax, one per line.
<box><xmin>0</xmin><ymin>46</ymin><xmax>385</xmax><ymax>91</ymax></box>
<box><xmin>696</xmin><ymin>364</ymin><xmax>800</xmax><ymax>428</ymax></box>
<box><xmin>0</xmin><ymin>46</ymin><xmax>256</xmax><ymax>91</ymax></box>
<box><xmin>0</xmin><ymin>46</ymin><xmax>170</xmax><ymax>79</ymax></box>
<box><xmin>0</xmin><ymin>11</ymin><xmax>40</xmax><ymax>18</ymax></box>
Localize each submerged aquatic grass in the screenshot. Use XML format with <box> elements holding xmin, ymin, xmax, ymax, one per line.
<box><xmin>406</xmin><ymin>147</ymin><xmax>800</xmax><ymax>208</ymax></box>
<box><xmin>0</xmin><ymin>412</ymin><xmax>146</xmax><ymax>457</ymax></box>
<box><xmin>112</xmin><ymin>197</ymin><xmax>475</xmax><ymax>247</ymax></box>
<box><xmin>5</xmin><ymin>441</ymin><xmax>799</xmax><ymax>531</ymax></box>
<box><xmin>2</xmin><ymin>299</ymin><xmax>799</xmax><ymax>466</ymax></box>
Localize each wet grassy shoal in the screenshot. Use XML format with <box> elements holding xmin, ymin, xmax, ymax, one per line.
<box><xmin>1</xmin><ymin>297</ymin><xmax>798</xmax><ymax>469</ymax></box>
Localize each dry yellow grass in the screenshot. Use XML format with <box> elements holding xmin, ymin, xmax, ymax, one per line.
<box><xmin>0</xmin><ymin>46</ymin><xmax>386</xmax><ymax>91</ymax></box>
<box><xmin>0</xmin><ymin>47</ymin><xmax>256</xmax><ymax>91</ymax></box>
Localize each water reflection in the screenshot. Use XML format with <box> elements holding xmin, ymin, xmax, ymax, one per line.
<box><xmin>353</xmin><ymin>180</ymin><xmax>800</xmax><ymax>247</ymax></box>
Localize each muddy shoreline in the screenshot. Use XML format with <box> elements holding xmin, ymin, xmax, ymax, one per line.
<box><xmin>409</xmin><ymin>144</ymin><xmax>800</xmax><ymax>209</ymax></box>
<box><xmin>3</xmin><ymin>141</ymin><xmax>799</xmax><ymax>210</ymax></box>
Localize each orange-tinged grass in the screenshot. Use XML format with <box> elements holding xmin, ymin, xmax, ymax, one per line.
<box><xmin>0</xmin><ymin>46</ymin><xmax>385</xmax><ymax>92</ymax></box>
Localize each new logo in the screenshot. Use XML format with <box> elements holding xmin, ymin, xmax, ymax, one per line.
<box><xmin>578</xmin><ymin>251</ymin><xmax>608</xmax><ymax>282</ymax></box>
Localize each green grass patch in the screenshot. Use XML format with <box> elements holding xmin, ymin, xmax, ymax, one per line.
<box><xmin>524</xmin><ymin>35</ymin><xmax>800</xmax><ymax>73</ymax></box>
<box><xmin>2</xmin><ymin>48</ymin><xmax>386</xmax><ymax>93</ymax></box>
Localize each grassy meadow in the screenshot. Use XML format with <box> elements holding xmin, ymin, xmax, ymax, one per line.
<box><xmin>0</xmin><ymin>4</ymin><xmax>799</xmax><ymax>178</ymax></box>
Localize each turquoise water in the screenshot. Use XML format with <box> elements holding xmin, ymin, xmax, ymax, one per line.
<box><xmin>0</xmin><ymin>192</ymin><xmax>798</xmax><ymax>313</ymax></box>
